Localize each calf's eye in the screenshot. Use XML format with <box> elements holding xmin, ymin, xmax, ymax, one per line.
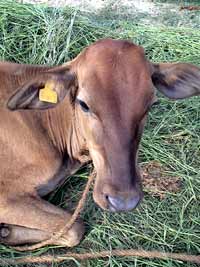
<box><xmin>77</xmin><ymin>99</ymin><xmax>90</xmax><ymax>113</ymax></box>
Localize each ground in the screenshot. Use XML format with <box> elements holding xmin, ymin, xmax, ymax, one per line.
<box><xmin>20</xmin><ymin>0</ymin><xmax>200</xmax><ymax>27</ymax></box>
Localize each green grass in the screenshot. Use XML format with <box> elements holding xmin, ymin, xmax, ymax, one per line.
<box><xmin>0</xmin><ymin>0</ymin><xmax>200</xmax><ymax>266</ymax></box>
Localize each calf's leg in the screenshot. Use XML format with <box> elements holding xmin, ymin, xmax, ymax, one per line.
<box><xmin>0</xmin><ymin>195</ymin><xmax>84</xmax><ymax>246</ymax></box>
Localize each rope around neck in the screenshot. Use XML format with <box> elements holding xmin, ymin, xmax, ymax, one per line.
<box><xmin>4</xmin><ymin>170</ymin><xmax>198</xmax><ymax>265</ymax></box>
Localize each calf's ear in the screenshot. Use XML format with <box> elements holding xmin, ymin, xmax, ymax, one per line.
<box><xmin>7</xmin><ymin>65</ymin><xmax>76</xmax><ymax>110</ymax></box>
<box><xmin>151</xmin><ymin>63</ymin><xmax>200</xmax><ymax>99</ymax></box>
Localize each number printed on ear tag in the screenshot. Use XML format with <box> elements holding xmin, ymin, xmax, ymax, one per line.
<box><xmin>39</xmin><ymin>82</ymin><xmax>58</xmax><ymax>104</ymax></box>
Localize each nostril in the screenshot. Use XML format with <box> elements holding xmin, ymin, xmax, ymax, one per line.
<box><xmin>105</xmin><ymin>195</ymin><xmax>109</xmax><ymax>200</ymax></box>
<box><xmin>107</xmin><ymin>195</ymin><xmax>140</xmax><ymax>212</ymax></box>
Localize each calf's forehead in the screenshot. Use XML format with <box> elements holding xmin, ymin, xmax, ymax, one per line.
<box><xmin>75</xmin><ymin>40</ymin><xmax>153</xmax><ymax>115</ymax></box>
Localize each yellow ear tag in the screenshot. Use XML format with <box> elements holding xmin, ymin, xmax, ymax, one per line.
<box><xmin>39</xmin><ymin>82</ymin><xmax>58</xmax><ymax>104</ymax></box>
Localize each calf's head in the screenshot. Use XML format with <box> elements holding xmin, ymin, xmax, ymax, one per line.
<box><xmin>7</xmin><ymin>39</ymin><xmax>200</xmax><ymax>212</ymax></box>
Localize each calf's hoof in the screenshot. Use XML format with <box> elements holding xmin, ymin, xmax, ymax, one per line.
<box><xmin>0</xmin><ymin>224</ymin><xmax>10</xmax><ymax>239</ymax></box>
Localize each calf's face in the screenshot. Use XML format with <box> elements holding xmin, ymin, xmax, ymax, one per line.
<box><xmin>73</xmin><ymin>40</ymin><xmax>155</xmax><ymax>211</ymax></box>
<box><xmin>7</xmin><ymin>39</ymin><xmax>200</xmax><ymax>212</ymax></box>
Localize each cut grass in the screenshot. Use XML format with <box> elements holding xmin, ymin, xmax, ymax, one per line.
<box><xmin>0</xmin><ymin>1</ymin><xmax>200</xmax><ymax>266</ymax></box>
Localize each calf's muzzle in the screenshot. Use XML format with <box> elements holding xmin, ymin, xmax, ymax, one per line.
<box><xmin>106</xmin><ymin>194</ymin><xmax>141</xmax><ymax>212</ymax></box>
<box><xmin>93</xmin><ymin>172</ymin><xmax>143</xmax><ymax>212</ymax></box>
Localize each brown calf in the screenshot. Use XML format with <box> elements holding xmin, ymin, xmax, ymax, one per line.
<box><xmin>0</xmin><ymin>39</ymin><xmax>200</xmax><ymax>247</ymax></box>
